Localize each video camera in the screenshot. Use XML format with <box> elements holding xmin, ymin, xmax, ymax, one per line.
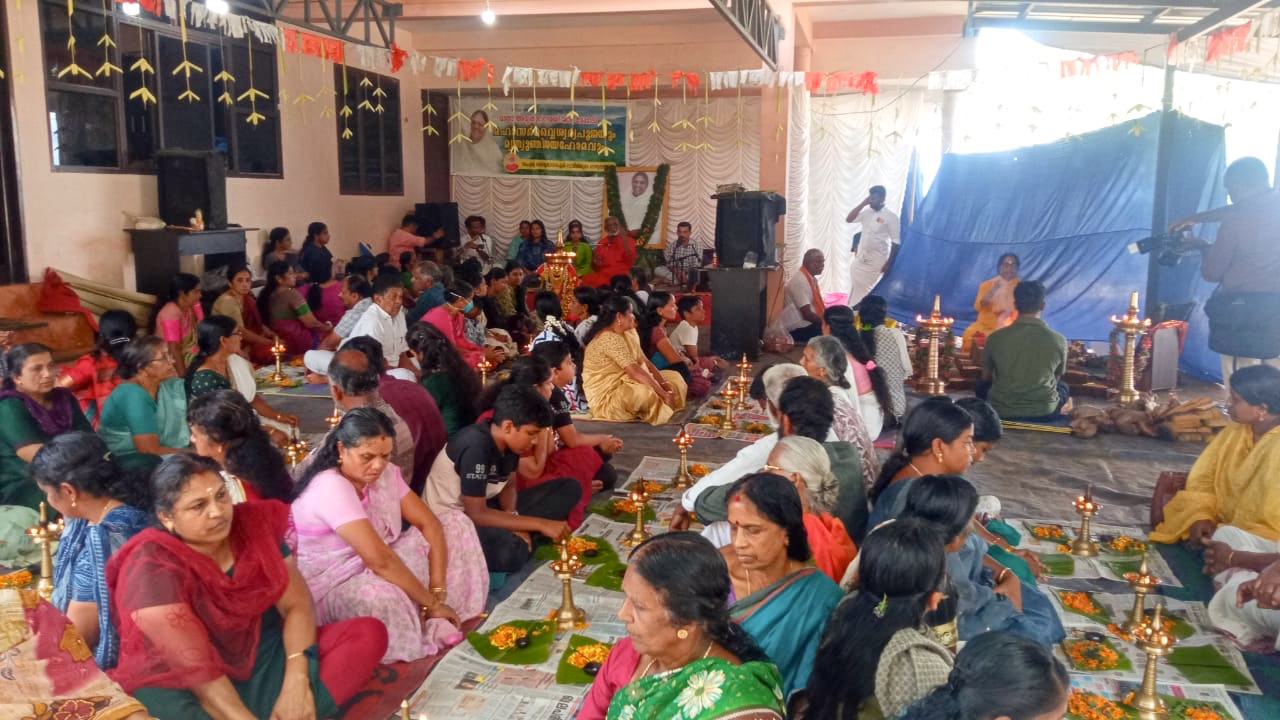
<box><xmin>1128</xmin><ymin>229</ymin><xmax>1195</xmax><ymax>267</ymax></box>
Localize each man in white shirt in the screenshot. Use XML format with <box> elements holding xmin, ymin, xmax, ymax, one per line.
<box><xmin>778</xmin><ymin>249</ymin><xmax>827</xmax><ymax>343</ymax></box>
<box><xmin>846</xmin><ymin>185</ymin><xmax>900</xmax><ymax>307</ymax></box>
<box><xmin>459</xmin><ymin>215</ymin><xmax>496</xmax><ymax>268</ymax></box>
<box><xmin>341</xmin><ymin>273</ymin><xmax>416</xmax><ymax>381</ymax></box>
<box><xmin>1208</xmin><ymin>534</ymin><xmax>1280</xmax><ymax>652</ymax></box>
<box><xmin>303</xmin><ymin>275</ymin><xmax>373</xmax><ymax>378</ymax></box>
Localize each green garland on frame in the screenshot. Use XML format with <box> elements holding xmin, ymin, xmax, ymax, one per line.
<box><xmin>604</xmin><ymin>163</ymin><xmax>670</xmax><ymax>248</ymax></box>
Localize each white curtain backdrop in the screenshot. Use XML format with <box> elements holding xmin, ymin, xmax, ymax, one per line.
<box><xmin>779</xmin><ymin>88</ymin><xmax>811</xmax><ymax>290</ymax></box>
<box><xmin>450</xmin><ymin>175</ymin><xmax>604</xmax><ymax>258</ymax></box>
<box><xmin>450</xmin><ymin>97</ymin><xmax>761</xmax><ymax>257</ymax></box>
<box><xmin>804</xmin><ymin>90</ymin><xmax>929</xmax><ymax>296</ymax></box>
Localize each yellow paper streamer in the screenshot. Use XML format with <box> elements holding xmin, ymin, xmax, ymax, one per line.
<box><xmin>339</xmin><ymin>63</ymin><xmax>353</xmax><ymax>139</ymax></box>
<box><xmin>172</xmin><ymin>1</ymin><xmax>203</xmax><ymax>101</ymax></box>
<box><xmin>239</xmin><ymin>34</ymin><xmax>268</xmax><ymax>125</ymax></box>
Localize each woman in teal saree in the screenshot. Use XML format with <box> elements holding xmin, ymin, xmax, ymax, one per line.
<box><xmin>580</xmin><ymin>532</ymin><xmax>786</xmax><ymax>720</ymax></box>
<box><xmin>724</xmin><ymin>473</ymin><xmax>844</xmax><ymax>698</ymax></box>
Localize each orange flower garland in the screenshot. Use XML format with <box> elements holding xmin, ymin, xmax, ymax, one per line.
<box><xmin>1106</xmin><ymin>535</ymin><xmax>1146</xmax><ymax>553</ymax></box>
<box><xmin>1067</xmin><ymin>690</ymin><xmax>1125</xmax><ymax>720</ymax></box>
<box><xmin>632</xmin><ymin>480</ymin><xmax>667</xmax><ymax>496</ymax></box>
<box><xmin>567</xmin><ymin>643</ymin><xmax>612</xmax><ymax>669</ymax></box>
<box><xmin>565</xmin><ymin>537</ymin><xmax>599</xmax><ymax>556</ymax></box>
<box><xmin>689</xmin><ymin>463</ymin><xmax>710</xmax><ymax>477</ymax></box>
<box><xmin>488</xmin><ymin>625</ymin><xmax>529</xmax><ymax>650</ymax></box>
<box><xmin>1032</xmin><ymin>524</ymin><xmax>1066</xmax><ymax>540</ymax></box>
<box><xmin>1183</xmin><ymin>706</ymin><xmax>1227</xmax><ymax>720</ymax></box>
<box><xmin>1064</xmin><ymin>639</ymin><xmax>1122</xmax><ymax>671</ymax></box>
<box><xmin>0</xmin><ymin>568</ymin><xmax>32</xmax><ymax>589</ymax></box>
<box><xmin>611</xmin><ymin>498</ymin><xmax>643</xmax><ymax>515</ymax></box>
<box><xmin>1060</xmin><ymin>591</ymin><xmax>1105</xmax><ymax>616</ymax></box>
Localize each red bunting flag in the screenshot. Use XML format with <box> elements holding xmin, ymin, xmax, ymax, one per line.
<box><xmin>390</xmin><ymin>41</ymin><xmax>409</xmax><ymax>73</ymax></box>
<box><xmin>1205</xmin><ymin>22</ymin><xmax>1251</xmax><ymax>64</ymax></box>
<box><xmin>629</xmin><ymin>70</ymin><xmax>656</xmax><ymax>92</ymax></box>
<box><xmin>458</xmin><ymin>58</ymin><xmax>488</xmax><ymax>82</ymax></box>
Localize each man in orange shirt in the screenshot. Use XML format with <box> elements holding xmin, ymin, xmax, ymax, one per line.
<box><xmin>387</xmin><ymin>213</ymin><xmax>446</xmax><ymax>267</ymax></box>
<box><xmin>580</xmin><ymin>216</ymin><xmax>636</xmax><ymax>287</ymax></box>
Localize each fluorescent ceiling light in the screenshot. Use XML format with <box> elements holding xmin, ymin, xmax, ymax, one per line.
<box><xmin>121</xmin><ymin>1</ymin><xmax>141</xmax><ymax>15</ymax></box>
<box><xmin>481</xmin><ymin>0</ymin><xmax>496</xmax><ymax>25</ymax></box>
<box><xmin>206</xmin><ymin>0</ymin><xmax>230</xmax><ymax>14</ymax></box>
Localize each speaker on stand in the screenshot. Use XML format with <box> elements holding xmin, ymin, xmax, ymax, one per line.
<box><xmin>155</xmin><ymin>150</ymin><xmax>228</xmax><ymax>229</ymax></box>
<box><xmin>415</xmin><ymin>202</ymin><xmax>461</xmax><ymax>249</ymax></box>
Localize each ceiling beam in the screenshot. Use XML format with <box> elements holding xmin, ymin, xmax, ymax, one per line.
<box><xmin>969</xmin><ymin>16</ymin><xmax>1186</xmax><ymax>33</ymax></box>
<box><xmin>1175</xmin><ymin>0</ymin><xmax>1272</xmax><ymax>41</ymax></box>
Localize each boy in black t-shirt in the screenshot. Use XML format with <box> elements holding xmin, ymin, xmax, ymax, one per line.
<box><xmin>422</xmin><ymin>384</ymin><xmax>580</xmax><ymax>572</ymax></box>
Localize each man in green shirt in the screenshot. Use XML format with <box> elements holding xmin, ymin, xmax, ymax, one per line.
<box><xmin>978</xmin><ymin>280</ymin><xmax>1071</xmax><ymax>420</ymax></box>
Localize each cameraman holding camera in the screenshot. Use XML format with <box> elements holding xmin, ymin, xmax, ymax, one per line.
<box><xmin>1171</xmin><ymin>157</ymin><xmax>1280</xmax><ymax>385</ymax></box>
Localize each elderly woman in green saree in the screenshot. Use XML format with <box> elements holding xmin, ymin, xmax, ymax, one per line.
<box><xmin>578</xmin><ymin>532</ymin><xmax>786</xmax><ymax>720</ymax></box>
<box><xmin>723</xmin><ymin>472</ymin><xmax>844</xmax><ymax>698</ymax></box>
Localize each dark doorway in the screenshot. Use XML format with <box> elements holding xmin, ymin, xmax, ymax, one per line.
<box><xmin>0</xmin><ymin>0</ymin><xmax>27</xmax><ymax>283</ymax></box>
<box><xmin>422</xmin><ymin>90</ymin><xmax>451</xmax><ymax>202</ymax></box>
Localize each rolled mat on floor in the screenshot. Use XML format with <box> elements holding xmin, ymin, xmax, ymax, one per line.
<box><xmin>52</xmin><ymin>268</ymin><xmax>157</xmax><ymax>330</ymax></box>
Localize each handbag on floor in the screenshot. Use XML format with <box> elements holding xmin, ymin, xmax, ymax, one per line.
<box><xmin>1150</xmin><ymin>471</ymin><xmax>1188</xmax><ymax>530</ymax></box>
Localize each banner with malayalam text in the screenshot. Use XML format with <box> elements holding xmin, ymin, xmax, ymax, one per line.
<box><xmin>449</xmin><ymin>99</ymin><xmax>627</xmax><ymax>178</ymax></box>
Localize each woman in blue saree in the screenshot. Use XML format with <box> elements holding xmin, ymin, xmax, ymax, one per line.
<box><xmin>900</xmin><ymin>475</ymin><xmax>1066</xmax><ymax>648</ymax></box>
<box><xmin>32</xmin><ymin>432</ymin><xmax>152</xmax><ymax>669</ymax></box>
<box><xmin>723</xmin><ymin>472</ymin><xmax>843</xmax><ymax>697</ymax></box>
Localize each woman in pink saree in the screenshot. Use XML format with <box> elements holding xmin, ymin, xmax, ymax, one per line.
<box><xmin>290</xmin><ymin>407</ymin><xmax>488</xmax><ymax>663</ymax></box>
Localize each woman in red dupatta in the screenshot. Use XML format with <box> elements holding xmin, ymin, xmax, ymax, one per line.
<box><xmin>107</xmin><ymin>455</ymin><xmax>387</xmax><ymax>720</ymax></box>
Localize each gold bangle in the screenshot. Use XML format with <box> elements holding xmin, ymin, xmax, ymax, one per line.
<box><xmin>1227</xmin><ymin>551</ymin><xmax>1236</xmax><ymax>567</ymax></box>
<box><xmin>287</xmin><ymin>651</ymin><xmax>306</xmax><ymax>661</ymax></box>
<box><xmin>996</xmin><ymin>568</ymin><xmax>1009</xmax><ymax>583</ymax></box>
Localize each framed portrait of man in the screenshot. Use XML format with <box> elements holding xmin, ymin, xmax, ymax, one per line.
<box><xmin>605</xmin><ymin>166</ymin><xmax>670</xmax><ymax>248</ymax></box>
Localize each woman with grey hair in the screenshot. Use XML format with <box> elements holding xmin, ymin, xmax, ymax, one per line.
<box><xmin>802</xmin><ymin>334</ymin><xmax>882</xmax><ymax>445</ymax></box>
<box><xmin>766</xmin><ymin>435</ymin><xmax>858</xmax><ymax>581</ymax></box>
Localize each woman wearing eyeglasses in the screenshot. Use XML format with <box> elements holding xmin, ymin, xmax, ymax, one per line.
<box><xmin>97</xmin><ymin>335</ymin><xmax>190</xmax><ymax>462</ymax></box>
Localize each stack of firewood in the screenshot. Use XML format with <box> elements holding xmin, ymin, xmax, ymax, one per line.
<box><xmin>1068</xmin><ymin>395</ymin><xmax>1226</xmax><ymax>442</ymax></box>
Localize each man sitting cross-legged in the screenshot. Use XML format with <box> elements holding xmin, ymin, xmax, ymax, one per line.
<box><xmin>422</xmin><ymin>385</ymin><xmax>580</xmax><ymax>572</ymax></box>
<box><xmin>977</xmin><ymin>280</ymin><xmax>1071</xmax><ymax>421</ymax></box>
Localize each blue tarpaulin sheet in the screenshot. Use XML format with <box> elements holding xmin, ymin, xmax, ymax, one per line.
<box><xmin>877</xmin><ymin>111</ymin><xmax>1228</xmax><ymax>381</ymax></box>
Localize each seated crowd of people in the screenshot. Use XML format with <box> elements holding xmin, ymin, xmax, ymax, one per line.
<box><xmin>2</xmin><ymin>213</ymin><xmax>1277</xmax><ymax>720</ymax></box>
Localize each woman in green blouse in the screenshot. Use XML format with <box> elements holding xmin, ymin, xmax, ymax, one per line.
<box><xmin>0</xmin><ymin>343</ymin><xmax>92</xmax><ymax>509</ymax></box>
<box><xmin>406</xmin><ymin>321</ymin><xmax>481</xmax><ymax>436</ymax></box>
<box><xmin>96</xmin><ymin>335</ymin><xmax>189</xmax><ymax>461</ymax></box>
<box><xmin>184</xmin><ymin>316</ymin><xmax>298</xmax><ymax>443</ymax></box>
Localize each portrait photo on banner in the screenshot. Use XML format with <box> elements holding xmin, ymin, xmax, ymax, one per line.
<box><xmin>605</xmin><ymin>166</ymin><xmax>670</xmax><ymax>248</ymax></box>
<box><xmin>448</xmin><ymin>98</ymin><xmax>627</xmax><ymax>178</ymax></box>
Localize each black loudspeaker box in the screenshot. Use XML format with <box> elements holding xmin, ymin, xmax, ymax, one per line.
<box><xmin>155</xmin><ymin>150</ymin><xmax>228</xmax><ymax>230</ymax></box>
<box><xmin>415</xmin><ymin>202</ymin><xmax>461</xmax><ymax>249</ymax></box>
<box><xmin>713</xmin><ymin>191</ymin><xmax>786</xmax><ymax>268</ymax></box>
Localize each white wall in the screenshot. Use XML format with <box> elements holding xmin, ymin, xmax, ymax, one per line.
<box><xmin>6</xmin><ymin>4</ymin><xmax>429</xmax><ymax>287</ymax></box>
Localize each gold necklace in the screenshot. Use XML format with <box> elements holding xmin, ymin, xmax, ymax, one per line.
<box><xmin>641</xmin><ymin>640</ymin><xmax>714</xmax><ymax>678</ymax></box>
<box><xmin>908</xmin><ymin>461</ymin><xmax>925</xmax><ymax>477</ymax></box>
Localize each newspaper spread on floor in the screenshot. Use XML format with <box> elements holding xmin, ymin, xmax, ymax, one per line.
<box><xmin>402</xmin><ymin>515</ymin><xmax>638</xmax><ymax>720</ymax></box>
<box><xmin>1069</xmin><ymin>676</ymin><xmax>1245</xmax><ymax>720</ymax></box>
<box><xmin>1009</xmin><ymin>518</ymin><xmax>1183</xmax><ymax>588</ymax></box>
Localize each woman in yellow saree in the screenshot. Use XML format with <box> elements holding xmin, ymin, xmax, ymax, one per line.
<box><xmin>1151</xmin><ymin>365</ymin><xmax>1280</xmax><ymax>550</ymax></box>
<box><xmin>961</xmin><ymin>253</ymin><xmax>1020</xmax><ymax>352</ymax></box>
<box><xmin>582</xmin><ymin>295</ymin><xmax>687</xmax><ymax>425</ymax></box>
